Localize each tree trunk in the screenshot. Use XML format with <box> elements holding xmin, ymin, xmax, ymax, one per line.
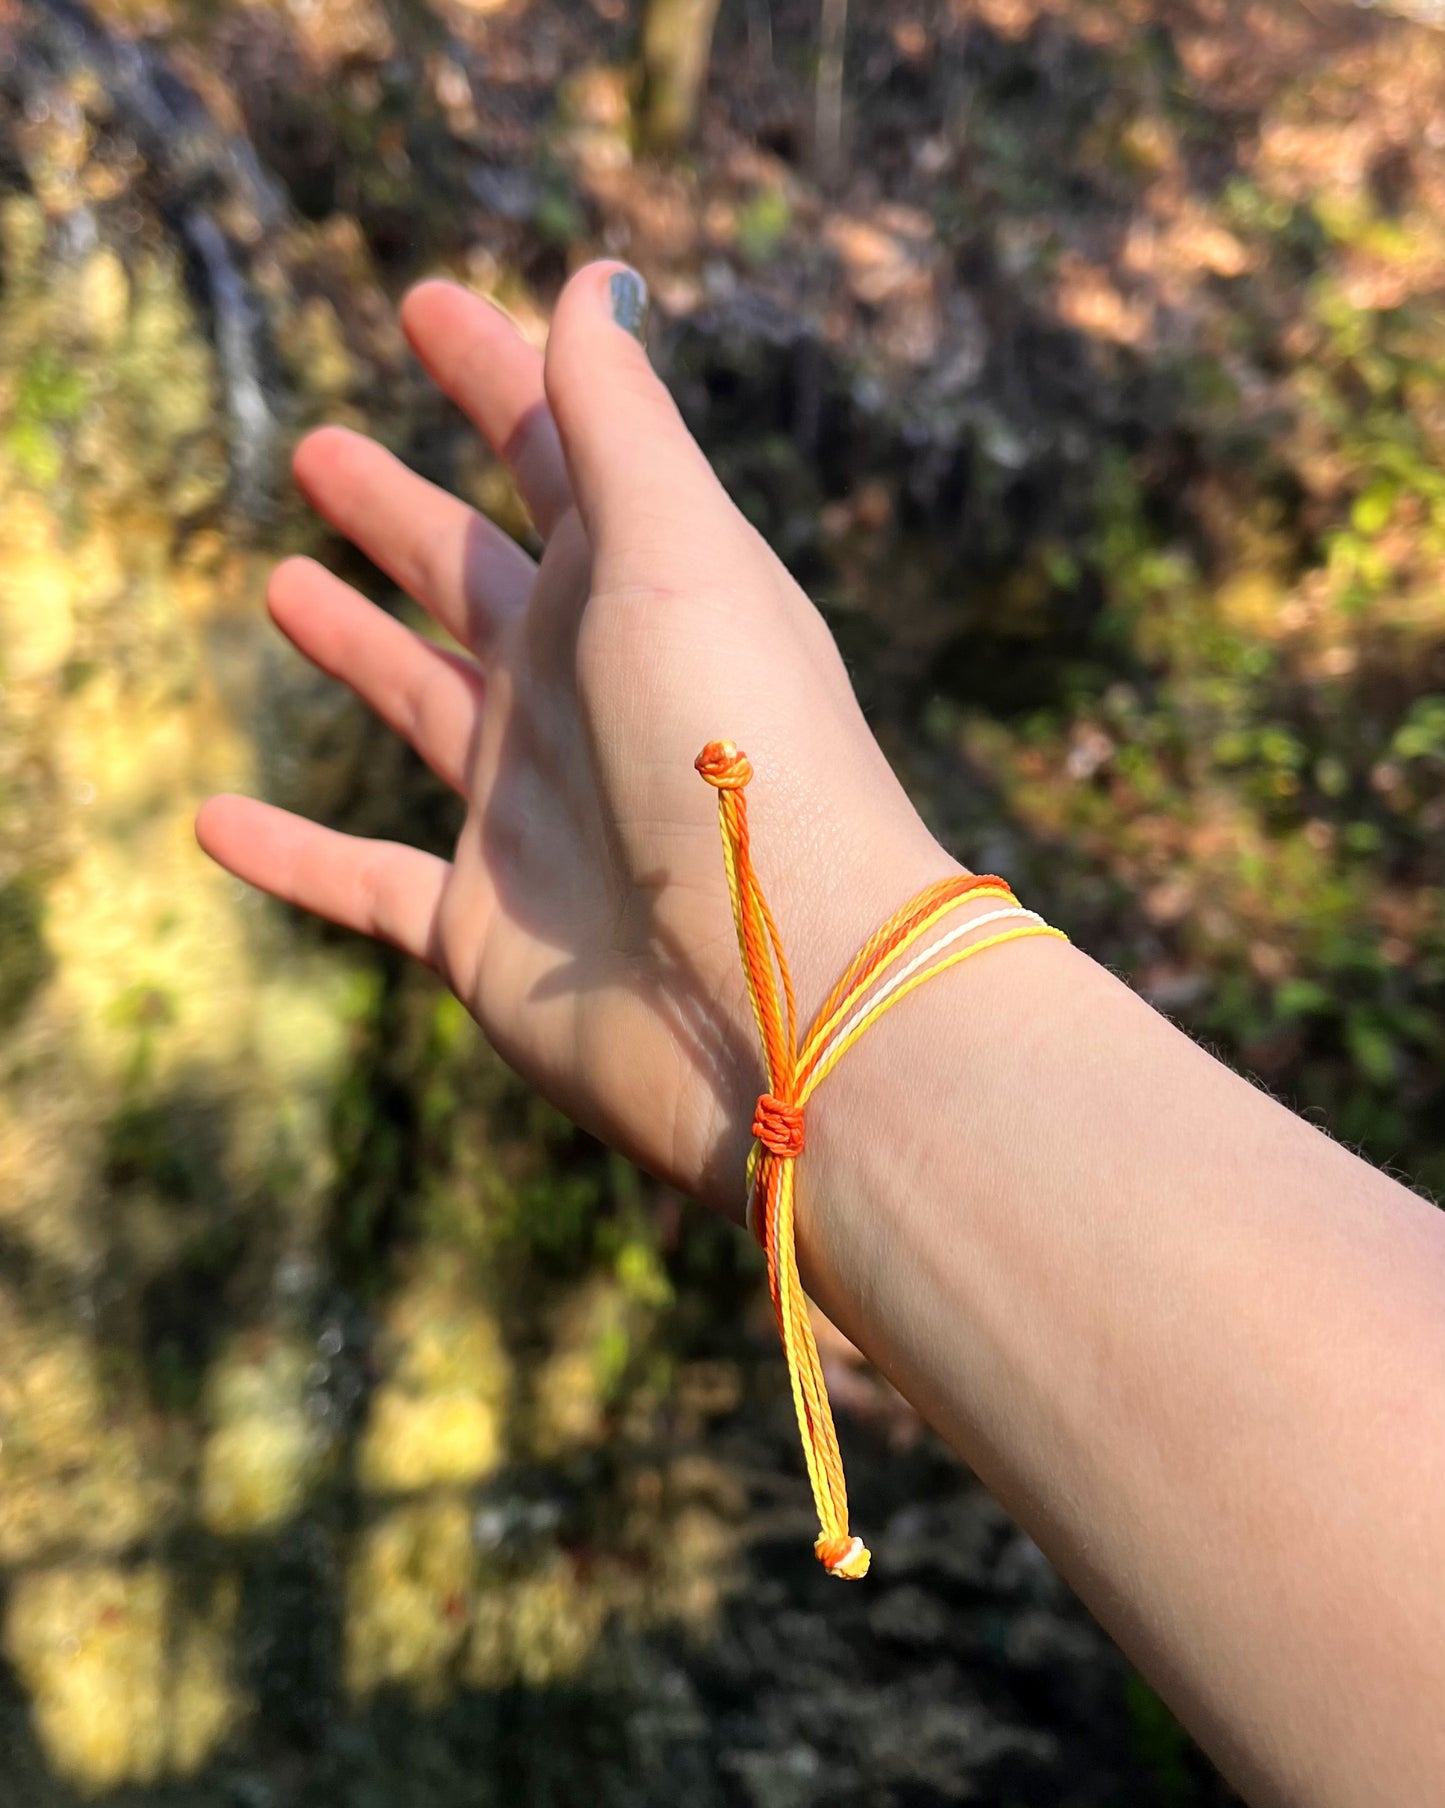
<box><xmin>815</xmin><ymin>0</ymin><xmax>848</xmax><ymax>184</ymax></box>
<box><xmin>640</xmin><ymin>0</ymin><xmax>725</xmax><ymax>151</ymax></box>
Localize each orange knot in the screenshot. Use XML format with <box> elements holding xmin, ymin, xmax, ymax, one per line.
<box><xmin>753</xmin><ymin>1093</ymin><xmax>805</xmax><ymax>1159</ymax></box>
<box><xmin>815</xmin><ymin>1533</ymin><xmax>871</xmax><ymax>1580</ymax></box>
<box><xmin>695</xmin><ymin>740</ymin><xmax>753</xmax><ymax>790</ymax></box>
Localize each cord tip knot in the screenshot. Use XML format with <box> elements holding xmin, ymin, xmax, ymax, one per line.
<box><xmin>696</xmin><ymin>741</ymin><xmax>753</xmax><ymax>789</ymax></box>
<box><xmin>815</xmin><ymin>1534</ymin><xmax>871</xmax><ymax>1580</ymax></box>
<box><xmin>753</xmin><ymin>1092</ymin><xmax>805</xmax><ymax>1159</ymax></box>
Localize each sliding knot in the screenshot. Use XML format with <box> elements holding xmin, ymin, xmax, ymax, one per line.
<box><xmin>753</xmin><ymin>1093</ymin><xmax>805</xmax><ymax>1159</ymax></box>
<box><xmin>695</xmin><ymin>741</ymin><xmax>753</xmax><ymax>790</ymax></box>
<box><xmin>815</xmin><ymin>1533</ymin><xmax>871</xmax><ymax>1580</ymax></box>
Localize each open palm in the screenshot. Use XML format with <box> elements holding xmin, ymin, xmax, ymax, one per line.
<box><xmin>198</xmin><ymin>265</ymin><xmax>955</xmax><ymax>1216</ymax></box>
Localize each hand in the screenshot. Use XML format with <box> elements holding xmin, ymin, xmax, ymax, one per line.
<box><xmin>197</xmin><ymin>265</ymin><xmax>956</xmax><ymax>1216</ymax></box>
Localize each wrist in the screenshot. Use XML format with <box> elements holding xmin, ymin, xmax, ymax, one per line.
<box><xmin>790</xmin><ymin>920</ymin><xmax>1084</xmax><ymax>1411</ymax></box>
<box><xmin>697</xmin><ymin>814</ymin><xmax>1071</xmax><ymax>1267</ymax></box>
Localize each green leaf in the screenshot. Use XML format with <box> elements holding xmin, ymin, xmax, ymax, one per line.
<box><xmin>1274</xmin><ymin>979</ymin><xmax>1332</xmax><ymax>1020</ymax></box>
<box><xmin>1345</xmin><ymin>1012</ymin><xmax>1398</xmax><ymax>1087</ymax></box>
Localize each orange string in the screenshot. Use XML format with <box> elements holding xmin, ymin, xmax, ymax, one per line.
<box><xmin>695</xmin><ymin>739</ymin><xmax>1069</xmax><ymax>1579</ymax></box>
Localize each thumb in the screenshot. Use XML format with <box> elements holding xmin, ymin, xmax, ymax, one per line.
<box><xmin>544</xmin><ymin>262</ymin><xmax>741</xmax><ymax>586</ymax></box>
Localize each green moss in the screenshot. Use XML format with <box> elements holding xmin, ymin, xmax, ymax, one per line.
<box><xmin>102</xmin><ymin>1094</ymin><xmax>222</xmax><ymax>1206</ymax></box>
<box><xmin>0</xmin><ymin>878</ymin><xmax>52</xmax><ymax>1028</ymax></box>
<box><xmin>4</xmin><ymin>348</ymin><xmax>90</xmax><ymax>486</ymax></box>
<box><xmin>736</xmin><ymin>186</ymin><xmax>791</xmax><ymax>266</ymax></box>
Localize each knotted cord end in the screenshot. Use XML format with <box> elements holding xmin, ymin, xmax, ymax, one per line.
<box><xmin>697</xmin><ymin>736</ymin><xmax>1066</xmax><ymax>1589</ymax></box>
<box><xmin>695</xmin><ymin>740</ymin><xmax>753</xmax><ymax>789</ymax></box>
<box><xmin>815</xmin><ymin>1533</ymin><xmax>871</xmax><ymax>1580</ymax></box>
<box><xmin>753</xmin><ymin>1092</ymin><xmax>805</xmax><ymax>1159</ymax></box>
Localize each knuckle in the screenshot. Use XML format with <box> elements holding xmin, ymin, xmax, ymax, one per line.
<box><xmin>355</xmin><ymin>848</ymin><xmax>389</xmax><ymax>931</ymax></box>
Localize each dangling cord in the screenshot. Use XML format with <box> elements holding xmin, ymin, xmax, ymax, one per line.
<box><xmin>695</xmin><ymin>741</ymin><xmax>1069</xmax><ymax>1579</ymax></box>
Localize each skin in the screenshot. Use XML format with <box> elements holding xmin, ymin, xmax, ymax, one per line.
<box><xmin>199</xmin><ymin>263</ymin><xmax>1445</xmax><ymax>1808</ymax></box>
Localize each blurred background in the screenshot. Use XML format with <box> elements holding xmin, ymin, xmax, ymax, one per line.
<box><xmin>0</xmin><ymin>0</ymin><xmax>1442</xmax><ymax>1799</ymax></box>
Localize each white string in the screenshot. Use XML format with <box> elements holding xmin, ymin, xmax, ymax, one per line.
<box><xmin>813</xmin><ymin>904</ymin><xmax>1044</xmax><ymax>1072</ymax></box>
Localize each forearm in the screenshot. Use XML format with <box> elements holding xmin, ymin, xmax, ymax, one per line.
<box><xmin>798</xmin><ymin>929</ymin><xmax>1445</xmax><ymax>1807</ymax></box>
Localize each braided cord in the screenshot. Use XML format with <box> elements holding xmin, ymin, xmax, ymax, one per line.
<box><xmin>696</xmin><ymin>741</ymin><xmax>1068</xmax><ymax>1578</ymax></box>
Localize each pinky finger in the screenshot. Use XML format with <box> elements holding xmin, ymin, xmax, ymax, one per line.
<box><xmin>196</xmin><ymin>795</ymin><xmax>452</xmax><ymax>970</ymax></box>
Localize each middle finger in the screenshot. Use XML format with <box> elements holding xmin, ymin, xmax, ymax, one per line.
<box><xmin>401</xmin><ymin>281</ymin><xmax>575</xmax><ymax>539</ymax></box>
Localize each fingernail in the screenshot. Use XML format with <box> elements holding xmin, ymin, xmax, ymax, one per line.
<box><xmin>609</xmin><ymin>268</ymin><xmax>649</xmax><ymax>343</ymax></box>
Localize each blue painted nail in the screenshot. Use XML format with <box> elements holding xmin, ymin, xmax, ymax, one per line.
<box><xmin>609</xmin><ymin>269</ymin><xmax>649</xmax><ymax>343</ymax></box>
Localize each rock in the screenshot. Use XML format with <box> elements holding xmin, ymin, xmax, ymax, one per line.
<box><xmin>4</xmin><ymin>1564</ymin><xmax>242</xmax><ymax>1789</ymax></box>
<box><xmin>78</xmin><ymin>246</ymin><xmax>129</xmax><ymax>347</ymax></box>
<box><xmin>356</xmin><ymin>1386</ymin><xmax>504</xmax><ymax>1493</ymax></box>
<box><xmin>0</xmin><ymin>494</ymin><xmax>77</xmax><ymax>681</ymax></box>
<box><xmin>199</xmin><ymin>1338</ymin><xmax>321</xmax><ymax>1535</ymax></box>
<box><xmin>344</xmin><ymin>1496</ymin><xmax>475</xmax><ymax>1703</ymax></box>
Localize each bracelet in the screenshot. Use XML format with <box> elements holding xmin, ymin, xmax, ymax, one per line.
<box><xmin>696</xmin><ymin>741</ymin><xmax>1069</xmax><ymax>1579</ymax></box>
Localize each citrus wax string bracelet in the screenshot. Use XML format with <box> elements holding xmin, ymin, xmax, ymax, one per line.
<box><xmin>694</xmin><ymin>740</ymin><xmax>1070</xmax><ymax>1580</ymax></box>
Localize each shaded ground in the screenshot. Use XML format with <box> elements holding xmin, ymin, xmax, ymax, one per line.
<box><xmin>1</xmin><ymin>0</ymin><xmax>1442</xmax><ymax>1800</ymax></box>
